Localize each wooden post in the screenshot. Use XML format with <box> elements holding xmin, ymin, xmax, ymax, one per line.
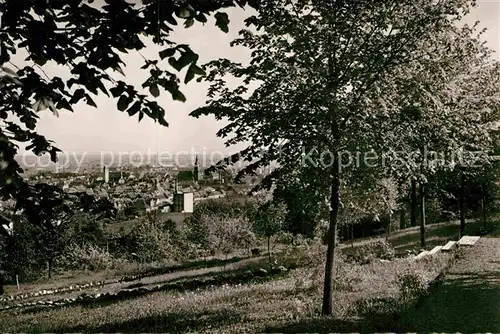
<box><xmin>459</xmin><ymin>173</ymin><xmax>466</xmax><ymax>238</ymax></box>
<box><xmin>411</xmin><ymin>179</ymin><xmax>417</xmax><ymax>227</ymax></box>
<box><xmin>420</xmin><ymin>182</ymin><xmax>426</xmax><ymax>248</ymax></box>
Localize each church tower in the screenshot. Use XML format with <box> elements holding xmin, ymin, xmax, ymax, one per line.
<box><xmin>193</xmin><ymin>155</ymin><xmax>200</xmax><ymax>181</ymax></box>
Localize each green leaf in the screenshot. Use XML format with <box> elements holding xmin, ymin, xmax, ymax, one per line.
<box><xmin>195</xmin><ymin>13</ymin><xmax>207</xmax><ymax>23</ymax></box>
<box><xmin>159</xmin><ymin>48</ymin><xmax>176</xmax><ymax>60</ymax></box>
<box><xmin>117</xmin><ymin>95</ymin><xmax>129</xmax><ymax>111</ymax></box>
<box><xmin>191</xmin><ymin>64</ymin><xmax>205</xmax><ymax>75</ymax></box>
<box><xmin>215</xmin><ymin>12</ymin><xmax>229</xmax><ymax>33</ymax></box>
<box><xmin>86</xmin><ymin>96</ymin><xmax>97</xmax><ymax>108</ymax></box>
<box><xmin>171</xmin><ymin>89</ymin><xmax>186</xmax><ymax>102</ymax></box>
<box><xmin>185</xmin><ymin>64</ymin><xmax>205</xmax><ymax>84</ymax></box>
<box><xmin>168</xmin><ymin>57</ymin><xmax>182</xmax><ymax>72</ymax></box>
<box><xmin>177</xmin><ymin>50</ymin><xmax>198</xmax><ymax>69</ymax></box>
<box><xmin>184</xmin><ymin>18</ymin><xmax>195</xmax><ymax>28</ymax></box>
<box><xmin>166</xmin><ymin>15</ymin><xmax>177</xmax><ymax>26</ymax></box>
<box><xmin>177</xmin><ymin>5</ymin><xmax>194</xmax><ymax>19</ymax></box>
<box><xmin>149</xmin><ymin>84</ymin><xmax>160</xmax><ymax>98</ymax></box>
<box><xmin>138</xmin><ymin>111</ymin><xmax>144</xmax><ymax>122</ymax></box>
<box><xmin>185</xmin><ymin>67</ymin><xmax>196</xmax><ymax>84</ymax></box>
<box><xmin>113</xmin><ymin>66</ymin><xmax>125</xmax><ymax>76</ymax></box>
<box><xmin>127</xmin><ymin>101</ymin><xmax>141</xmax><ymax>116</ymax></box>
<box><xmin>56</xmin><ymin>99</ymin><xmax>74</xmax><ymax>112</ymax></box>
<box><xmin>110</xmin><ymin>85</ymin><xmax>125</xmax><ymax>98</ymax></box>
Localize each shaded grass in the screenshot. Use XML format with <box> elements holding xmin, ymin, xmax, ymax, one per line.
<box><xmin>394</xmin><ymin>238</ymin><xmax>500</xmax><ymax>332</ymax></box>
<box><xmin>64</xmin><ymin>308</ymin><xmax>244</xmax><ymax>333</ymax></box>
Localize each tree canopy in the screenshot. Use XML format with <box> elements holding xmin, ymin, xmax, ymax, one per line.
<box><xmin>190</xmin><ymin>0</ymin><xmax>499</xmax><ymax>315</ymax></box>
<box><xmin>0</xmin><ymin>0</ymin><xmax>258</xmax><ymax>233</ymax></box>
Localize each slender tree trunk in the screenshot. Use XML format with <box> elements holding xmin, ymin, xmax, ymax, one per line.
<box><xmin>420</xmin><ymin>183</ymin><xmax>426</xmax><ymax>248</ymax></box>
<box><xmin>482</xmin><ymin>189</ymin><xmax>487</xmax><ymax>229</ymax></box>
<box><xmin>0</xmin><ymin>272</ymin><xmax>4</xmax><ymax>296</ymax></box>
<box><xmin>411</xmin><ymin>179</ymin><xmax>417</xmax><ymax>227</ymax></box>
<box><xmin>385</xmin><ymin>205</ymin><xmax>392</xmax><ymax>241</ymax></box>
<box><xmin>459</xmin><ymin>174</ymin><xmax>466</xmax><ymax>237</ymax></box>
<box><xmin>267</xmin><ymin>236</ymin><xmax>271</xmax><ymax>265</ymax></box>
<box><xmin>350</xmin><ymin>224</ymin><xmax>353</xmax><ymax>247</ymax></box>
<box><xmin>322</xmin><ymin>175</ymin><xmax>340</xmax><ymax>316</ymax></box>
<box><xmin>386</xmin><ymin>209</ymin><xmax>392</xmax><ymax>241</ymax></box>
<box><xmin>400</xmin><ymin>209</ymin><xmax>406</xmax><ymax>230</ymax></box>
<box><xmin>47</xmin><ymin>258</ymin><xmax>53</xmax><ymax>280</ymax></box>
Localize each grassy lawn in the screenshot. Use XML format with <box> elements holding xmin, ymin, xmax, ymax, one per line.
<box><xmin>7</xmin><ymin>217</ymin><xmax>495</xmax><ymax>299</ymax></box>
<box><xmin>0</xmin><ymin>246</ymin><xmax>452</xmax><ymax>333</ymax></box>
<box><xmin>2</xmin><ymin>219</ymin><xmax>497</xmax><ymax>333</ymax></box>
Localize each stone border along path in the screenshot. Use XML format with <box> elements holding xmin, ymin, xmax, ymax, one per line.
<box><xmin>414</xmin><ymin>235</ymin><xmax>481</xmax><ymax>261</ymax></box>
<box><xmin>0</xmin><ymin>280</ymin><xmax>111</xmax><ymax>303</ymax></box>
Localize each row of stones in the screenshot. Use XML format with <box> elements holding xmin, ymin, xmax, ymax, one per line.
<box><xmin>0</xmin><ymin>273</ymin><xmax>146</xmax><ymax>304</ymax></box>
<box><xmin>0</xmin><ymin>280</ymin><xmax>109</xmax><ymax>303</ymax></box>
<box><xmin>0</xmin><ymin>266</ymin><xmax>230</xmax><ymax>304</ymax></box>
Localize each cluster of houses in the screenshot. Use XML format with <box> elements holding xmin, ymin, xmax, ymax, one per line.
<box><xmin>21</xmin><ymin>157</ymin><xmax>229</xmax><ymax>218</ymax></box>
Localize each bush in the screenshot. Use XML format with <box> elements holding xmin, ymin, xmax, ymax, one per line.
<box><xmin>275</xmin><ymin>232</ymin><xmax>296</xmax><ymax>245</ymax></box>
<box><xmin>0</xmin><ymin>218</ymin><xmax>46</xmax><ymax>282</ymax></box>
<box><xmin>397</xmin><ymin>272</ymin><xmax>426</xmax><ymax>304</ymax></box>
<box><xmin>161</xmin><ymin>220</ymin><xmax>197</xmax><ymax>261</ymax></box>
<box><xmin>371</xmin><ymin>239</ymin><xmax>396</xmax><ymax>260</ymax></box>
<box><xmin>61</xmin><ymin>243</ymin><xmax>118</xmax><ymax>271</ymax></box>
<box><xmin>128</xmin><ymin>218</ymin><xmax>175</xmax><ymax>263</ymax></box>
<box><xmin>344</xmin><ymin>239</ymin><xmax>395</xmax><ymax>264</ymax></box>
<box><xmin>426</xmin><ymin>198</ymin><xmax>443</xmax><ymax>224</ymax></box>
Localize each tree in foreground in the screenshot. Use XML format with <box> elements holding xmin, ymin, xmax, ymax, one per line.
<box><xmin>0</xmin><ymin>0</ymin><xmax>258</xmax><ymax>233</ymax></box>
<box><xmin>371</xmin><ymin>21</ymin><xmax>500</xmax><ymax>245</ymax></box>
<box><xmin>192</xmin><ymin>0</ymin><xmax>484</xmax><ymax>315</ymax></box>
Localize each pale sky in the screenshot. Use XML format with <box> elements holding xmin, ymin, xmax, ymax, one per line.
<box><xmin>14</xmin><ymin>1</ymin><xmax>500</xmax><ymax>155</ymax></box>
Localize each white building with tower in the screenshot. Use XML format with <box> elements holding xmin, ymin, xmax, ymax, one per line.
<box><xmin>103</xmin><ymin>166</ymin><xmax>109</xmax><ymax>183</ymax></box>
<box><xmin>172</xmin><ymin>179</ymin><xmax>194</xmax><ymax>213</ymax></box>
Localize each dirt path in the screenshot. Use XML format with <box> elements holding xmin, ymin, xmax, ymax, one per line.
<box><xmin>0</xmin><ymin>256</ymin><xmax>267</xmax><ymax>307</ymax></box>
<box><xmin>339</xmin><ymin>218</ymin><xmax>475</xmax><ymax>249</ymax></box>
<box><xmin>400</xmin><ymin>237</ymin><xmax>500</xmax><ymax>332</ymax></box>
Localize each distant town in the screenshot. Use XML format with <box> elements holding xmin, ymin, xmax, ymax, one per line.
<box><xmin>4</xmin><ymin>153</ymin><xmax>267</xmax><ymax>224</ymax></box>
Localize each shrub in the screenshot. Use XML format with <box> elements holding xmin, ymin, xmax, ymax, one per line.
<box><xmin>344</xmin><ymin>239</ymin><xmax>395</xmax><ymax>264</ymax></box>
<box><xmin>275</xmin><ymin>232</ymin><xmax>296</xmax><ymax>245</ymax></box>
<box><xmin>0</xmin><ymin>218</ymin><xmax>46</xmax><ymax>282</ymax></box>
<box><xmin>426</xmin><ymin>198</ymin><xmax>443</xmax><ymax>223</ymax></box>
<box><xmin>161</xmin><ymin>220</ymin><xmax>197</xmax><ymax>261</ymax></box>
<box><xmin>61</xmin><ymin>243</ymin><xmax>117</xmax><ymax>271</ymax></box>
<box><xmin>372</xmin><ymin>239</ymin><xmax>396</xmax><ymax>260</ymax></box>
<box><xmin>128</xmin><ymin>218</ymin><xmax>175</xmax><ymax>263</ymax></box>
<box><xmin>397</xmin><ymin>272</ymin><xmax>426</xmax><ymax>304</ymax></box>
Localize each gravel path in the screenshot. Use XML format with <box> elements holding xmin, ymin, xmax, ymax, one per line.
<box><xmin>401</xmin><ymin>237</ymin><xmax>500</xmax><ymax>332</ymax></box>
